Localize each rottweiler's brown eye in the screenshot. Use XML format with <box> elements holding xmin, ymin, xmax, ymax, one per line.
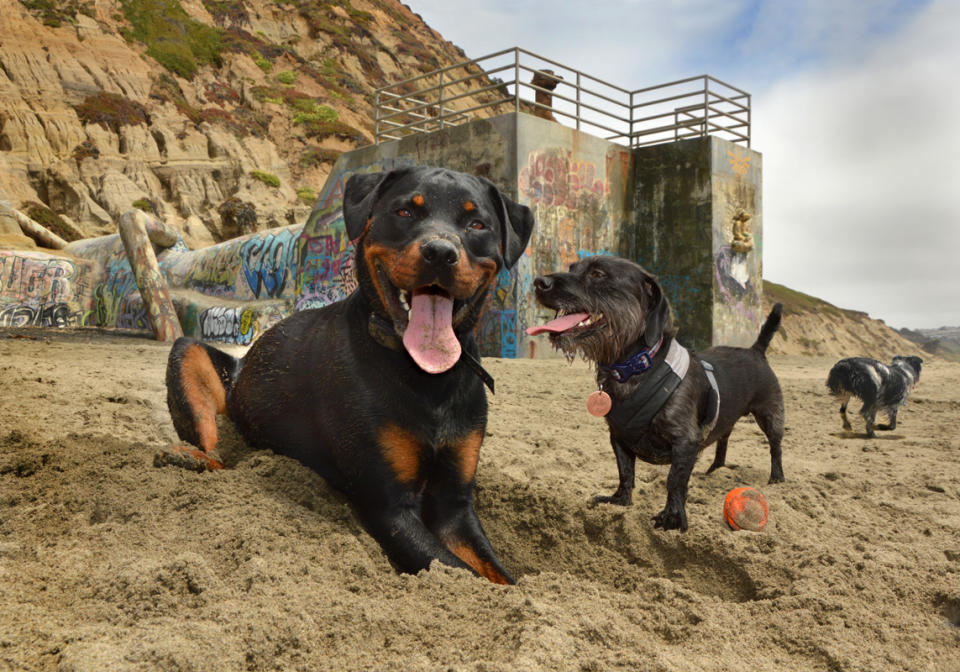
<box><xmin>589</xmin><ymin>268</ymin><xmax>606</xmax><ymax>280</ymax></box>
<box><xmin>468</xmin><ymin>220</ymin><xmax>486</xmax><ymax>231</ymax></box>
<box><xmin>396</xmin><ymin>208</ymin><xmax>412</xmax><ymax>218</ymax></box>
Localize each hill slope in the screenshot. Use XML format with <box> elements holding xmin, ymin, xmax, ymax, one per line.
<box><xmin>0</xmin><ymin>0</ymin><xmax>495</xmax><ymax>247</ymax></box>
<box><xmin>898</xmin><ymin>326</ymin><xmax>960</xmax><ymax>362</ymax></box>
<box><xmin>763</xmin><ymin>280</ymin><xmax>925</xmax><ymax>359</ymax></box>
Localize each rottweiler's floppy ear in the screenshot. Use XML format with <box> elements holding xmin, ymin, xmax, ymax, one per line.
<box><xmin>481</xmin><ymin>177</ymin><xmax>534</xmax><ymax>269</ymax></box>
<box><xmin>342</xmin><ymin>169</ymin><xmax>411</xmax><ymax>241</ymax></box>
<box><xmin>642</xmin><ymin>274</ymin><xmax>671</xmax><ymax>347</ymax></box>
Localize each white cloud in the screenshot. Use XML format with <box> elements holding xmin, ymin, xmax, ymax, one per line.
<box><xmin>756</xmin><ymin>0</ymin><xmax>960</xmax><ymax>328</ymax></box>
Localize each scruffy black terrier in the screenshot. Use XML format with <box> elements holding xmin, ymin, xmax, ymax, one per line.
<box><xmin>528</xmin><ymin>255</ymin><xmax>785</xmax><ymax>531</ymax></box>
<box><xmin>826</xmin><ymin>355</ymin><xmax>923</xmax><ymax>437</ymax></box>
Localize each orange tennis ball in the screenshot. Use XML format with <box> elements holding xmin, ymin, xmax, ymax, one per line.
<box><xmin>723</xmin><ymin>486</ymin><xmax>769</xmax><ymax>531</ymax></box>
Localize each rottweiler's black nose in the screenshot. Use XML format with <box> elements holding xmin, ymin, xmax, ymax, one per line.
<box><xmin>420</xmin><ymin>239</ymin><xmax>459</xmax><ymax>267</ymax></box>
<box><xmin>533</xmin><ymin>275</ymin><xmax>554</xmax><ymax>292</ymax></box>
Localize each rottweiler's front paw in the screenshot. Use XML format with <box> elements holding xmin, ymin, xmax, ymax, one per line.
<box><xmin>593</xmin><ymin>490</ymin><xmax>632</xmax><ymax>506</ymax></box>
<box><xmin>653</xmin><ymin>507</ymin><xmax>688</xmax><ymax>531</ymax></box>
<box><xmin>154</xmin><ymin>444</ymin><xmax>224</xmax><ymax>472</ymax></box>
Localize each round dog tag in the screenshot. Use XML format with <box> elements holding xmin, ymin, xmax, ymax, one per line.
<box><xmin>587</xmin><ymin>390</ymin><xmax>612</xmax><ymax>417</ymax></box>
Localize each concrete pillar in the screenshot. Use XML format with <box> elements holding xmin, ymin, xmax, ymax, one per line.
<box><xmin>118</xmin><ymin>210</ymin><xmax>183</xmax><ymax>342</ymax></box>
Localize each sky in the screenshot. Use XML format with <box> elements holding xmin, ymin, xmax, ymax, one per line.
<box><xmin>407</xmin><ymin>0</ymin><xmax>959</xmax><ymax>330</ymax></box>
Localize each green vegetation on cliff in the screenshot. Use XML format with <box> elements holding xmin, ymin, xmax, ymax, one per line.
<box><xmin>119</xmin><ymin>0</ymin><xmax>224</xmax><ymax>79</ymax></box>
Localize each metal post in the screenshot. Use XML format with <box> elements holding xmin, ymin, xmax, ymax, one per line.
<box><xmin>702</xmin><ymin>76</ymin><xmax>708</xmax><ymax>138</ymax></box>
<box><xmin>576</xmin><ymin>71</ymin><xmax>581</xmax><ymax>130</ymax></box>
<box><xmin>514</xmin><ymin>49</ymin><xmax>520</xmax><ymax>114</ymax></box>
<box><xmin>747</xmin><ymin>94</ymin><xmax>752</xmax><ymax>148</ymax></box>
<box><xmin>374</xmin><ymin>89</ymin><xmax>380</xmax><ymax>143</ymax></box>
<box><xmin>438</xmin><ymin>72</ymin><xmax>444</xmax><ymax>131</ymax></box>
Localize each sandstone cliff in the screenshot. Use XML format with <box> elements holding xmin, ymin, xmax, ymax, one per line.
<box><xmin>0</xmin><ymin>0</ymin><xmax>485</xmax><ymax>248</ymax></box>
<box><xmin>763</xmin><ymin>281</ymin><xmax>924</xmax><ymax>359</ymax></box>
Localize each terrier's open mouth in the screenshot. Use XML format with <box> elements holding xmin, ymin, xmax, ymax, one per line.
<box><xmin>526</xmin><ymin>308</ymin><xmax>606</xmax><ymax>336</ymax></box>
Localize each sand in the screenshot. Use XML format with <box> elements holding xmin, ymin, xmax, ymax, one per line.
<box><xmin>1</xmin><ymin>328</ymin><xmax>958</xmax><ymax>671</ymax></box>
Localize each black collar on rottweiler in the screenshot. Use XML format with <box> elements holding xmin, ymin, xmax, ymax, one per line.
<box><xmin>600</xmin><ymin>337</ymin><xmax>665</xmax><ymax>383</ymax></box>
<box><xmin>368</xmin><ymin>313</ymin><xmax>495</xmax><ymax>394</ymax></box>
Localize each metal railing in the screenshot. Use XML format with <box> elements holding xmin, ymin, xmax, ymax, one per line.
<box><xmin>374</xmin><ymin>47</ymin><xmax>750</xmax><ymax>148</ymax></box>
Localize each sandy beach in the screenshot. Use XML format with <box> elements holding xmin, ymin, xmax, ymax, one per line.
<box><xmin>1</xmin><ymin>328</ymin><xmax>958</xmax><ymax>671</ymax></box>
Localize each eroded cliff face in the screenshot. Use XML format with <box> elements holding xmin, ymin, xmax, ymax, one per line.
<box><xmin>0</xmin><ymin>0</ymin><xmax>473</xmax><ymax>247</ymax></box>
<box><xmin>763</xmin><ymin>283</ymin><xmax>924</xmax><ymax>359</ymax></box>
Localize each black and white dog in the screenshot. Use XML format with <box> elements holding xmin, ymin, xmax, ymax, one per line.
<box><xmin>826</xmin><ymin>356</ymin><xmax>923</xmax><ymax>437</ymax></box>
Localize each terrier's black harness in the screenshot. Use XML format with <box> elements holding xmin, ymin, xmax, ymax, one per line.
<box><xmin>603</xmin><ymin>339</ymin><xmax>719</xmax><ymax>444</ymax></box>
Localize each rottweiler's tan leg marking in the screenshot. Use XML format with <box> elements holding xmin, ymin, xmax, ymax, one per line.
<box><xmin>379</xmin><ymin>425</ymin><xmax>422</xmax><ymax>485</ymax></box>
<box><xmin>166</xmin><ymin>342</ymin><xmax>228</xmax><ymax>470</ymax></box>
<box><xmin>440</xmin><ymin>430</ymin><xmax>513</xmax><ymax>584</ymax></box>
<box><xmin>446</xmin><ymin>539</ymin><xmax>512</xmax><ymax>585</ymax></box>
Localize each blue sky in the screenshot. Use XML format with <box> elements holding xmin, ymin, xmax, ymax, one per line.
<box><xmin>407</xmin><ymin>0</ymin><xmax>959</xmax><ymax>330</ymax></box>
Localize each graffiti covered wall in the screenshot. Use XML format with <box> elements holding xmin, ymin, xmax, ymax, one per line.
<box><xmin>57</xmin><ymin>225</ymin><xmax>301</xmax><ymax>345</ymax></box>
<box><xmin>514</xmin><ymin>114</ymin><xmax>633</xmax><ymax>357</ymax></box>
<box><xmin>632</xmin><ymin>136</ymin><xmax>763</xmax><ymax>351</ymax></box>
<box><xmin>712</xmin><ymin>140</ymin><xmax>763</xmax><ymax>346</ymax></box>
<box><xmin>1</xmin><ymin>113</ymin><xmax>763</xmax><ymax>355</ymax></box>
<box><xmin>0</xmin><ymin>251</ymin><xmax>98</xmax><ymax>328</ymax></box>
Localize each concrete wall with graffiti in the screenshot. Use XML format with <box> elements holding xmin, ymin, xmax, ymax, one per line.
<box><xmin>26</xmin><ymin>224</ymin><xmax>301</xmax><ymax>346</ymax></box>
<box><xmin>1</xmin><ymin>112</ymin><xmax>763</xmax><ymax>356</ymax></box>
<box><xmin>630</xmin><ymin>136</ymin><xmax>763</xmax><ymax>351</ymax></box>
<box><xmin>711</xmin><ymin>138</ymin><xmax>763</xmax><ymax>346</ymax></box>
<box><xmin>0</xmin><ymin>250</ymin><xmax>98</xmax><ymax>328</ymax></box>
<box><xmin>514</xmin><ymin>114</ymin><xmax>634</xmax><ymax>358</ymax></box>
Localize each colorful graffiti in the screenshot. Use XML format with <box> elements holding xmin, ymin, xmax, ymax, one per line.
<box><xmin>519</xmin><ymin>151</ymin><xmax>610</xmax><ymax>209</ymax></box>
<box><xmin>93</xmin><ymin>250</ymin><xmax>141</xmax><ymax>329</ymax></box>
<box><xmin>163</xmin><ymin>225</ymin><xmax>301</xmax><ymax>302</ymax></box>
<box><xmin>0</xmin><ymin>251</ymin><xmax>94</xmax><ymax>328</ymax></box>
<box><xmin>295</xmin><ymin>158</ymin><xmax>413</xmax><ymax>311</ymax></box>
<box><xmin>519</xmin><ymin>149</ymin><xmax>616</xmax><ymax>276</ymax></box>
<box><xmin>239</xmin><ymin>228</ymin><xmax>298</xmax><ymax>299</ymax></box>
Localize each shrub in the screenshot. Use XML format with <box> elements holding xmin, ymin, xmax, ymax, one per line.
<box><xmin>277</xmin><ymin>70</ymin><xmax>296</xmax><ymax>85</ymax></box>
<box><xmin>292</xmin><ymin>104</ymin><xmax>338</xmax><ymax>126</ymax></box>
<box><xmin>301</xmin><ymin>120</ymin><xmax>368</xmax><ymax>144</ymax></box>
<box><xmin>204</xmin><ymin>80</ymin><xmax>241</xmax><ymax>106</ymax></box>
<box><xmin>199</xmin><ymin>0</ymin><xmax>249</xmax><ymax>26</ymax></box>
<box><xmin>23</xmin><ymin>202</ymin><xmax>83</xmax><ymax>242</ymax></box>
<box><xmin>299</xmin><ymin>147</ymin><xmax>342</xmax><ymax>168</ymax></box>
<box><xmin>132</xmin><ymin>198</ymin><xmax>157</xmax><ymax>213</ymax></box>
<box><xmin>253</xmin><ymin>52</ymin><xmax>272</xmax><ymax>73</ymax></box>
<box><xmin>120</xmin><ymin>0</ymin><xmax>224</xmax><ymax>80</ymax></box>
<box><xmin>18</xmin><ymin>0</ymin><xmax>94</xmax><ymax>28</ymax></box>
<box><xmin>71</xmin><ymin>140</ymin><xmax>100</xmax><ymax>163</ymax></box>
<box><xmin>218</xmin><ymin>197</ymin><xmax>257</xmax><ymax>239</ymax></box>
<box><xmin>74</xmin><ymin>92</ymin><xmax>150</xmax><ymax>133</ymax></box>
<box><xmin>250</xmin><ymin>170</ymin><xmax>280</xmax><ymax>188</ymax></box>
<box><xmin>296</xmin><ymin>186</ymin><xmax>317</xmax><ymax>203</ymax></box>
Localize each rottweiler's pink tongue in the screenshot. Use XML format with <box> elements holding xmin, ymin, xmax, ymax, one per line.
<box><xmin>525</xmin><ymin>312</ymin><xmax>590</xmax><ymax>336</ymax></box>
<box><xmin>403</xmin><ymin>292</ymin><xmax>461</xmax><ymax>373</ymax></box>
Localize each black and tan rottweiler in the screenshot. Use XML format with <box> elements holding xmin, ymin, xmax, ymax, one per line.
<box><xmin>164</xmin><ymin>166</ymin><xmax>534</xmax><ymax>584</ymax></box>
<box><xmin>528</xmin><ymin>255</ymin><xmax>785</xmax><ymax>531</ymax></box>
